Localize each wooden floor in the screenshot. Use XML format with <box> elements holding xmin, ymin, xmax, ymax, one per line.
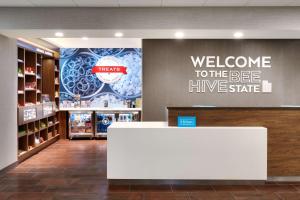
<box><xmin>1</xmin><ymin>140</ymin><xmax>300</xmax><ymax>200</ymax></box>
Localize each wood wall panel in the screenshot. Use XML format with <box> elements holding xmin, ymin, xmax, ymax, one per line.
<box><xmin>168</xmin><ymin>107</ymin><xmax>300</xmax><ymax>176</ymax></box>
<box><xmin>59</xmin><ymin>111</ymin><xmax>68</xmax><ymax>139</ymax></box>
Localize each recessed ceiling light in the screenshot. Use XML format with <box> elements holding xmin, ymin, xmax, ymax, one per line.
<box><xmin>233</xmin><ymin>31</ymin><xmax>244</xmax><ymax>39</ymax></box>
<box><xmin>81</xmin><ymin>37</ymin><xmax>88</xmax><ymax>40</ymax></box>
<box><xmin>55</xmin><ymin>32</ymin><xmax>64</xmax><ymax>37</ymax></box>
<box><xmin>114</xmin><ymin>32</ymin><xmax>124</xmax><ymax>37</ymax></box>
<box><xmin>175</xmin><ymin>31</ymin><xmax>184</xmax><ymax>39</ymax></box>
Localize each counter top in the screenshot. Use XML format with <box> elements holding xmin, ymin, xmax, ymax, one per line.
<box><xmin>167</xmin><ymin>106</ymin><xmax>300</xmax><ymax>110</ymax></box>
<box><xmin>109</xmin><ymin>122</ymin><xmax>266</xmax><ymax>130</ymax></box>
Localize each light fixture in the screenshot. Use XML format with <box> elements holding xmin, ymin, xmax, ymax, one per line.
<box><xmin>174</xmin><ymin>31</ymin><xmax>184</xmax><ymax>39</ymax></box>
<box><xmin>81</xmin><ymin>37</ymin><xmax>89</xmax><ymax>40</ymax></box>
<box><xmin>233</xmin><ymin>31</ymin><xmax>244</xmax><ymax>39</ymax></box>
<box><xmin>55</xmin><ymin>32</ymin><xmax>64</xmax><ymax>37</ymax></box>
<box><xmin>114</xmin><ymin>32</ymin><xmax>124</xmax><ymax>37</ymax></box>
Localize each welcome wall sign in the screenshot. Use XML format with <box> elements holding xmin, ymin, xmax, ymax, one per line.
<box><xmin>189</xmin><ymin>56</ymin><xmax>272</xmax><ymax>93</ymax></box>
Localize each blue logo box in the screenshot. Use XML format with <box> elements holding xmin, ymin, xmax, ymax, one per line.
<box><xmin>177</xmin><ymin>116</ymin><xmax>197</xmax><ymax>127</ymax></box>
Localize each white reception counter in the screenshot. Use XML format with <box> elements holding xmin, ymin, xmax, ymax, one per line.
<box><xmin>107</xmin><ymin>122</ymin><xmax>267</xmax><ymax>180</ymax></box>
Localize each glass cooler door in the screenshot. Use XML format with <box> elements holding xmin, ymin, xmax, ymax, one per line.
<box><xmin>95</xmin><ymin>113</ymin><xmax>116</xmax><ymax>137</ymax></box>
<box><xmin>69</xmin><ymin>111</ymin><xmax>94</xmax><ymax>139</ymax></box>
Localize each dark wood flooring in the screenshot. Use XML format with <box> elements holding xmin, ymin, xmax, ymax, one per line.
<box><xmin>1</xmin><ymin>140</ymin><xmax>300</xmax><ymax>200</ymax></box>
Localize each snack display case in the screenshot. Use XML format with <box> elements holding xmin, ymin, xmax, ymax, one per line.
<box><xmin>95</xmin><ymin>113</ymin><xmax>116</xmax><ymax>137</ymax></box>
<box><xmin>69</xmin><ymin>111</ymin><xmax>93</xmax><ymax>139</ymax></box>
<box><xmin>95</xmin><ymin>111</ymin><xmax>141</xmax><ymax>137</ymax></box>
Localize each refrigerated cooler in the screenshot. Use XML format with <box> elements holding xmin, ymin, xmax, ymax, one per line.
<box><xmin>95</xmin><ymin>113</ymin><xmax>116</xmax><ymax>137</ymax></box>
<box><xmin>95</xmin><ymin>111</ymin><xmax>140</xmax><ymax>137</ymax></box>
<box><xmin>69</xmin><ymin>111</ymin><xmax>93</xmax><ymax>139</ymax></box>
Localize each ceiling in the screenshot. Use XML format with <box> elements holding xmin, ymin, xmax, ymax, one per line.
<box><xmin>1</xmin><ymin>0</ymin><xmax>300</xmax><ymax>7</ymax></box>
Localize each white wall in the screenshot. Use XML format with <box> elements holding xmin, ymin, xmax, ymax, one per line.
<box><xmin>0</xmin><ymin>34</ymin><xmax>17</xmax><ymax>170</ymax></box>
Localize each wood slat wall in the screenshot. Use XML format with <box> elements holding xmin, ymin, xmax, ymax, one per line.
<box><xmin>168</xmin><ymin>107</ymin><xmax>300</xmax><ymax>176</ymax></box>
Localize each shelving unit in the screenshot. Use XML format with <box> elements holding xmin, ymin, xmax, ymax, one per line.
<box><xmin>54</xmin><ymin>59</ymin><xmax>60</xmax><ymax>109</ymax></box>
<box><xmin>17</xmin><ymin>41</ymin><xmax>60</xmax><ymax>162</ymax></box>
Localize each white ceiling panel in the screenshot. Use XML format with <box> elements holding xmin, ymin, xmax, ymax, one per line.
<box><xmin>246</xmin><ymin>0</ymin><xmax>294</xmax><ymax>6</ymax></box>
<box><xmin>204</xmin><ymin>0</ymin><xmax>248</xmax><ymax>6</ymax></box>
<box><xmin>118</xmin><ymin>0</ymin><xmax>162</xmax><ymax>7</ymax></box>
<box><xmin>0</xmin><ymin>0</ymin><xmax>33</xmax><ymax>6</ymax></box>
<box><xmin>29</xmin><ymin>0</ymin><xmax>76</xmax><ymax>7</ymax></box>
<box><xmin>291</xmin><ymin>0</ymin><xmax>300</xmax><ymax>6</ymax></box>
<box><xmin>162</xmin><ymin>0</ymin><xmax>206</xmax><ymax>7</ymax></box>
<box><xmin>74</xmin><ymin>0</ymin><xmax>119</xmax><ymax>7</ymax></box>
<box><xmin>43</xmin><ymin>38</ymin><xmax>141</xmax><ymax>48</ymax></box>
<box><xmin>0</xmin><ymin>0</ymin><xmax>300</xmax><ymax>7</ymax></box>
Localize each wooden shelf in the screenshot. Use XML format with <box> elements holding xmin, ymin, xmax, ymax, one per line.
<box><xmin>17</xmin><ymin>43</ymin><xmax>60</xmax><ymax>162</ymax></box>
<box><xmin>25</xmin><ymin>73</ymin><xmax>36</xmax><ymax>76</ymax></box>
<box><xmin>18</xmin><ymin>59</ymin><xmax>24</xmax><ymax>63</ymax></box>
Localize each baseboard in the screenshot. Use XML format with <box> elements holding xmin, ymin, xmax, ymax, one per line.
<box><xmin>108</xmin><ymin>179</ymin><xmax>266</xmax><ymax>185</ymax></box>
<box><xmin>268</xmin><ymin>176</ymin><xmax>300</xmax><ymax>182</ymax></box>
<box><xmin>0</xmin><ymin>161</ymin><xmax>18</xmax><ymax>177</ymax></box>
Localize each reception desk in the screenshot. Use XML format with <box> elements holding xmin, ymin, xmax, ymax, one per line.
<box><xmin>168</xmin><ymin>107</ymin><xmax>300</xmax><ymax>176</ymax></box>
<box><xmin>107</xmin><ymin>122</ymin><xmax>267</xmax><ymax>180</ymax></box>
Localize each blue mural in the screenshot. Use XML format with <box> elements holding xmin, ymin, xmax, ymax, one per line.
<box><xmin>59</xmin><ymin>48</ymin><xmax>142</xmax><ymax>108</ymax></box>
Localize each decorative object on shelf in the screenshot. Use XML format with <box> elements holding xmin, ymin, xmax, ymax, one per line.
<box><xmin>34</xmin><ymin>136</ymin><xmax>40</xmax><ymax>145</ymax></box>
<box><xmin>55</xmin><ymin>77</ymin><xmax>59</xmax><ymax>84</ymax></box>
<box><xmin>18</xmin><ymin>68</ymin><xmax>23</xmax><ymax>76</ymax></box>
<box><xmin>42</xmin><ymin>94</ymin><xmax>50</xmax><ymax>103</ymax></box>
<box><xmin>39</xmin><ymin>137</ymin><xmax>45</xmax><ymax>143</ymax></box>
<box><xmin>25</xmin><ymin>102</ymin><xmax>35</xmax><ymax>106</ymax></box>
<box><xmin>40</xmin><ymin>122</ymin><xmax>47</xmax><ymax>129</ymax></box>
<box><xmin>25</xmin><ymin>82</ymin><xmax>36</xmax><ymax>90</ymax></box>
<box><xmin>25</xmin><ymin>66</ymin><xmax>35</xmax><ymax>74</ymax></box>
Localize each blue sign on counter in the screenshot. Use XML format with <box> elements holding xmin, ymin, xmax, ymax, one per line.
<box><xmin>177</xmin><ymin>116</ymin><xmax>197</xmax><ymax>127</ymax></box>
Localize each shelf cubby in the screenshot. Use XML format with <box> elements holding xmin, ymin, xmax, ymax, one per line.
<box><xmin>40</xmin><ymin>118</ymin><xmax>48</xmax><ymax>130</ymax></box>
<box><xmin>48</xmin><ymin>116</ymin><xmax>54</xmax><ymax>127</ymax></box>
<box><xmin>34</xmin><ymin>133</ymin><xmax>40</xmax><ymax>146</ymax></box>
<box><xmin>25</xmin><ymin>50</ymin><xmax>36</xmax><ymax>73</ymax></box>
<box><xmin>36</xmin><ymin>54</ymin><xmax>42</xmax><ymax>67</ymax></box>
<box><xmin>18</xmin><ymin>124</ymin><xmax>27</xmax><ymax>138</ymax></box>
<box><xmin>25</xmin><ymin>91</ymin><xmax>37</xmax><ymax>106</ymax></box>
<box><xmin>27</xmin><ymin>122</ymin><xmax>35</xmax><ymax>135</ymax></box>
<box><xmin>40</xmin><ymin>129</ymin><xmax>48</xmax><ymax>142</ymax></box>
<box><xmin>48</xmin><ymin>126</ymin><xmax>54</xmax><ymax>139</ymax></box>
<box><xmin>34</xmin><ymin>121</ymin><xmax>40</xmax><ymax>132</ymax></box>
<box><xmin>28</xmin><ymin>134</ymin><xmax>35</xmax><ymax>150</ymax></box>
<box><xmin>18</xmin><ymin>136</ymin><xmax>28</xmax><ymax>155</ymax></box>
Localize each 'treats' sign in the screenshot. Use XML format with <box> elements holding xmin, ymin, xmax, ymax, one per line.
<box><xmin>92</xmin><ymin>56</ymin><xmax>127</xmax><ymax>84</ymax></box>
<box><xmin>189</xmin><ymin>56</ymin><xmax>272</xmax><ymax>93</ymax></box>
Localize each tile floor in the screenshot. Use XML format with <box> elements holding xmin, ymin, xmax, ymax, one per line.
<box><xmin>0</xmin><ymin>140</ymin><xmax>300</xmax><ymax>200</ymax></box>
